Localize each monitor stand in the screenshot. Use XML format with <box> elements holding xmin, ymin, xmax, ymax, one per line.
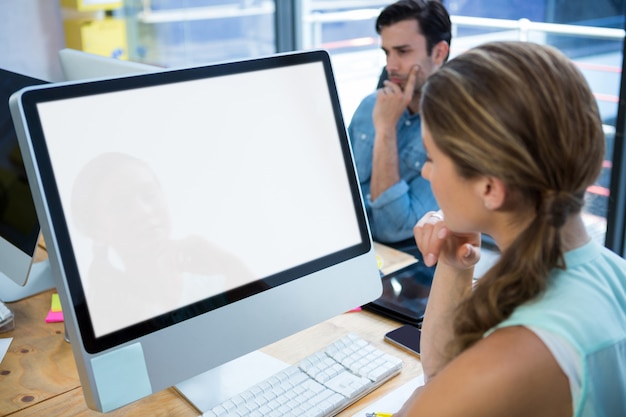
<box><xmin>175</xmin><ymin>350</ymin><xmax>290</xmax><ymax>414</ymax></box>
<box><xmin>0</xmin><ymin>259</ymin><xmax>55</xmax><ymax>302</ymax></box>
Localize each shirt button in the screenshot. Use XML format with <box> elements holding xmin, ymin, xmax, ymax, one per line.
<box><xmin>360</xmin><ymin>133</ymin><xmax>367</xmax><ymax>140</ymax></box>
<box><xmin>414</xmin><ymin>161</ymin><xmax>421</xmax><ymax>168</ymax></box>
<box><xmin>405</xmin><ymin>120</ymin><xmax>411</xmax><ymax>126</ymax></box>
<box><xmin>366</xmin><ymin>193</ymin><xmax>371</xmax><ymax>200</ymax></box>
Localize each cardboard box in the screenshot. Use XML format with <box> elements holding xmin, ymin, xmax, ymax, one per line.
<box><xmin>63</xmin><ymin>17</ymin><xmax>128</xmax><ymax>59</ymax></box>
<box><xmin>61</xmin><ymin>0</ymin><xmax>122</xmax><ymax>12</ymax></box>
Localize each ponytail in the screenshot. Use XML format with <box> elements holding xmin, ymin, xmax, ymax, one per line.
<box><xmin>451</xmin><ymin>190</ymin><xmax>584</xmax><ymax>356</ymax></box>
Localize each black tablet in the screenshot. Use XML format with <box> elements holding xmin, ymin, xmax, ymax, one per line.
<box><xmin>363</xmin><ymin>261</ymin><xmax>433</xmax><ymax>326</ymax></box>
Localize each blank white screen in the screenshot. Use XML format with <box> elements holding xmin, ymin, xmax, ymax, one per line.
<box><xmin>37</xmin><ymin>61</ymin><xmax>362</xmax><ymax>336</ymax></box>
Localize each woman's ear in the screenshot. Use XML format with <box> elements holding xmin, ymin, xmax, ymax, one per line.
<box><xmin>481</xmin><ymin>177</ymin><xmax>507</xmax><ymax>211</ymax></box>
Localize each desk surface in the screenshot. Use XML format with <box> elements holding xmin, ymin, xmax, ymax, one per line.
<box><xmin>1</xmin><ymin>245</ymin><xmax>423</xmax><ymax>417</ymax></box>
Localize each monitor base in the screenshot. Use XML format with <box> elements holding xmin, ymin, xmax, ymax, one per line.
<box><xmin>0</xmin><ymin>260</ymin><xmax>55</xmax><ymax>302</ymax></box>
<box><xmin>175</xmin><ymin>350</ymin><xmax>289</xmax><ymax>414</ymax></box>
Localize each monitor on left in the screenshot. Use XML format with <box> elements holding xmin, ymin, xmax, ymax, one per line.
<box><xmin>0</xmin><ymin>67</ymin><xmax>54</xmax><ymax>302</ymax></box>
<box><xmin>58</xmin><ymin>48</ymin><xmax>162</xmax><ymax>81</ymax></box>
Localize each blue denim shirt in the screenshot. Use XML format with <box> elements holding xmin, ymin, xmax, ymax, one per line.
<box><xmin>348</xmin><ymin>92</ymin><xmax>438</xmax><ymax>243</ymax></box>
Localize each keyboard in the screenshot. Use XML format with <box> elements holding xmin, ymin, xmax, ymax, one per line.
<box><xmin>202</xmin><ymin>334</ymin><xmax>403</xmax><ymax>417</ymax></box>
<box><xmin>0</xmin><ymin>300</ymin><xmax>15</xmax><ymax>333</ymax></box>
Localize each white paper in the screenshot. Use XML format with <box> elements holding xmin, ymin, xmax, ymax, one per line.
<box><xmin>352</xmin><ymin>374</ymin><xmax>425</xmax><ymax>417</ymax></box>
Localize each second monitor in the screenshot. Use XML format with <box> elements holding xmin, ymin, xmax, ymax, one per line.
<box><xmin>0</xmin><ymin>67</ymin><xmax>54</xmax><ymax>302</ymax></box>
<box><xmin>58</xmin><ymin>48</ymin><xmax>161</xmax><ymax>81</ymax></box>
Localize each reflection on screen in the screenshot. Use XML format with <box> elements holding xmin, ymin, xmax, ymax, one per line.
<box><xmin>36</xmin><ymin>62</ymin><xmax>361</xmax><ymax>337</ymax></box>
<box><xmin>70</xmin><ymin>152</ymin><xmax>255</xmax><ymax>335</ymax></box>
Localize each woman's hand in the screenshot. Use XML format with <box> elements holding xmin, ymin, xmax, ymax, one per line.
<box><xmin>413</xmin><ymin>211</ymin><xmax>481</xmax><ymax>269</ymax></box>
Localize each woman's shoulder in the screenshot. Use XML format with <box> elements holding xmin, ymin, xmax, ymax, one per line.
<box><xmin>410</xmin><ymin>326</ymin><xmax>571</xmax><ymax>417</ymax></box>
<box><xmin>397</xmin><ymin>326</ymin><xmax>571</xmax><ymax>416</ymax></box>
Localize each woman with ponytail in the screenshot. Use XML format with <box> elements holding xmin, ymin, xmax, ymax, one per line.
<box><xmin>396</xmin><ymin>41</ymin><xmax>626</xmax><ymax>417</ymax></box>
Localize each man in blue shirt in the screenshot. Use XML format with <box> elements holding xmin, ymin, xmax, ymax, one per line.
<box><xmin>349</xmin><ymin>0</ymin><xmax>451</xmax><ymax>253</ymax></box>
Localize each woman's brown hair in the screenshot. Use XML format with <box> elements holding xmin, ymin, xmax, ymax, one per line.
<box><xmin>421</xmin><ymin>41</ymin><xmax>605</xmax><ymax>358</ymax></box>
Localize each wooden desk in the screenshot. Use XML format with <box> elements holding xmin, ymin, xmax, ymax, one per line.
<box><xmin>1</xmin><ymin>244</ymin><xmax>423</xmax><ymax>416</ymax></box>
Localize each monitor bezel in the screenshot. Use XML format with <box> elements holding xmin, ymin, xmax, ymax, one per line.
<box><xmin>13</xmin><ymin>50</ymin><xmax>372</xmax><ymax>354</ymax></box>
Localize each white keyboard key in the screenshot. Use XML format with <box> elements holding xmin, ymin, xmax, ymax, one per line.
<box><xmin>0</xmin><ymin>301</ymin><xmax>12</xmax><ymax>320</ymax></box>
<box><xmin>0</xmin><ymin>301</ymin><xmax>15</xmax><ymax>333</ymax></box>
<box><xmin>324</xmin><ymin>371</ymin><xmax>371</xmax><ymax>398</ymax></box>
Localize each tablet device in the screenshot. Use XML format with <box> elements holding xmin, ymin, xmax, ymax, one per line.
<box><xmin>363</xmin><ymin>262</ymin><xmax>433</xmax><ymax>326</ymax></box>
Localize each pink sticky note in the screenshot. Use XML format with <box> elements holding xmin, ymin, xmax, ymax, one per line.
<box><xmin>45</xmin><ymin>310</ymin><xmax>64</xmax><ymax>323</ymax></box>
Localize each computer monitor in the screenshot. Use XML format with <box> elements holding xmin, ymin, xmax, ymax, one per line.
<box><xmin>10</xmin><ymin>50</ymin><xmax>382</xmax><ymax>413</ymax></box>
<box><xmin>0</xmin><ymin>67</ymin><xmax>55</xmax><ymax>302</ymax></box>
<box><xmin>58</xmin><ymin>48</ymin><xmax>162</xmax><ymax>81</ymax></box>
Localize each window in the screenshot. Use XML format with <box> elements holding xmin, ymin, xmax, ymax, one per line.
<box><xmin>295</xmin><ymin>0</ymin><xmax>626</xmax><ymax>250</ymax></box>
<box><xmin>124</xmin><ymin>0</ymin><xmax>276</xmax><ymax>67</ymax></box>
<box><xmin>122</xmin><ymin>0</ymin><xmax>626</xmax><ymax>253</ymax></box>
